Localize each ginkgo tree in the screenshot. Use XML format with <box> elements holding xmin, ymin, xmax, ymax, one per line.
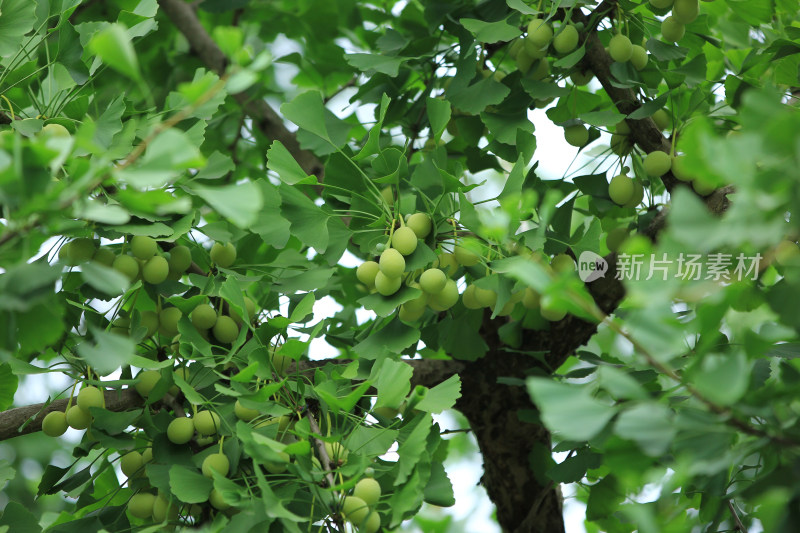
<box><xmin>0</xmin><ymin>0</ymin><xmax>799</xmax><ymax>532</ymax></box>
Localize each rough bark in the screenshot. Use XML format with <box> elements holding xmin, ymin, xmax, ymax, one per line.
<box><xmin>457</xmin><ymin>317</ymin><xmax>565</xmax><ymax>533</ymax></box>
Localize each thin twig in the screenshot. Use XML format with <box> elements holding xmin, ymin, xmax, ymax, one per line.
<box><xmin>728</xmin><ymin>500</ymin><xmax>748</xmax><ymax>532</ymax></box>
<box><xmin>306</xmin><ymin>411</ymin><xmax>337</xmax><ymax>490</ymax></box>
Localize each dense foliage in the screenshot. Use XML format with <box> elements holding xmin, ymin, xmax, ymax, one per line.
<box><xmin>0</xmin><ymin>0</ymin><xmax>799</xmax><ymax>532</ymax></box>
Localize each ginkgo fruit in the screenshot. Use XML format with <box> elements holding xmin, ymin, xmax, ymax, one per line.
<box><xmin>194</xmin><ymin>410</ymin><xmax>221</xmax><ymax>436</ymax></box>
<box><xmin>362</xmin><ymin>511</ymin><xmax>381</xmax><ymax>533</ymax></box>
<box><xmin>461</xmin><ymin>285</ymin><xmax>482</xmax><ymax>309</ymax></box>
<box><xmin>643</xmin><ymin>151</ymin><xmax>672</xmax><ymax>177</ymax></box>
<box><xmin>428</xmin><ymin>279</ymin><xmax>459</xmax><ymax>311</ymax></box>
<box><xmin>42</xmin><ymin>123</ymin><xmax>71</xmax><ymax>137</ymax></box>
<box><xmin>357</xmin><ymin>261</ymin><xmax>380</xmax><ymax>288</ymax></box>
<box><xmin>380</xmin><ymin>186</ymin><xmax>393</xmax><ymax>206</ymax></box>
<box><xmin>553</xmin><ymin>25</ymin><xmax>579</xmax><ymax>54</ymax></box>
<box><xmin>374</xmin><ymin>271</ymin><xmax>402</xmax><ymax>296</ymax></box>
<box><xmin>113</xmin><ymin>254</ymin><xmax>140</xmax><ymax>281</ymax></box>
<box><xmin>630</xmin><ymin>45</ymin><xmax>649</xmax><ymax>70</ymax></box>
<box><xmin>564</xmin><ymin>125</ymin><xmax>589</xmax><ymax>147</ymax></box>
<box><xmin>609</xmin><ymin>174</ymin><xmax>635</xmax><ymax>205</ymax></box>
<box><xmin>419</xmin><ymin>269</ymin><xmax>447</xmax><ymax>294</ymax></box>
<box><xmin>135</xmin><ymin>370</ymin><xmax>161</xmax><ymax>397</ymax></box>
<box><xmin>649</xmin><ymin>0</ymin><xmax>674</xmax><ymax>8</ymax></box>
<box><xmin>120</xmin><ymin>451</ymin><xmax>143</xmax><ymax>477</ymax></box>
<box><xmin>673</xmin><ymin>0</ymin><xmax>699</xmax><ymax>23</ymax></box>
<box><xmin>343</xmin><ymin>496</ymin><xmax>370</xmax><ymax>525</ymax></box>
<box><xmin>77</xmin><ymin>386</ymin><xmax>105</xmax><ymax>411</ymax></box>
<box><xmin>158</xmin><ymin>307</ymin><xmax>182</xmax><ymax>337</ymax></box>
<box><xmin>671</xmin><ymin>155</ymin><xmax>693</xmax><ymax>182</ymax></box>
<box><xmin>92</xmin><ymin>247</ymin><xmax>115</xmax><ymax>267</ymax></box>
<box><xmin>270</xmin><ymin>347</ymin><xmax>293</xmax><ymax>375</ymax></box>
<box><xmin>66</xmin><ymin>404</ymin><xmax>91</xmax><ymax>430</ymax></box>
<box><xmin>168</xmin><ymin>244</ymin><xmax>192</xmax><ymax>273</ymax></box>
<box><xmin>167</xmin><ymin>417</ymin><xmax>195</xmax><ymax>444</ymax></box>
<box><xmin>540</xmin><ymin>300</ymin><xmax>568</xmax><ymax>321</ymax></box>
<box><xmin>131</xmin><ymin>236</ymin><xmax>157</xmax><ymax>260</ymax></box>
<box><xmin>379</xmin><ymin>248</ymin><xmax>405</xmax><ymax>278</ymax></box>
<box><xmin>399</xmin><ymin>302</ymin><xmax>426</xmax><ymax>322</ymax></box>
<box><xmin>202</xmin><ymin>453</ymin><xmax>230</xmax><ymax>478</ymax></box>
<box><xmin>661</xmin><ymin>17</ymin><xmax>685</xmax><ymax>42</ymax></box>
<box><xmin>42</xmin><ymin>411</ymin><xmax>68</xmax><ymax>437</ymax></box>
<box><xmin>625</xmin><ymin>180</ymin><xmax>644</xmax><ymax>209</ymax></box>
<box><xmin>191</xmin><ymin>303</ymin><xmax>217</xmax><ymax>330</ymax></box>
<box><xmin>406</xmin><ymin>213</ymin><xmax>432</xmax><ymax>238</ymax></box>
<box><xmin>59</xmin><ymin>238</ymin><xmax>96</xmax><ymax>265</ymax></box>
<box><xmin>139</xmin><ymin>311</ymin><xmax>159</xmax><ymax>338</ymax></box>
<box><xmin>391</xmin><ymin>226</ymin><xmax>418</xmax><ymax>255</ymax></box>
<box><xmin>692</xmin><ymin>179</ymin><xmax>716</xmax><ymax>196</ymax></box>
<box><xmin>354</xmin><ymin>478</ymin><xmax>381</xmax><ymax>507</ymax></box>
<box><xmin>522</xmin><ymin>288</ymin><xmax>540</xmax><ymax>309</ymax></box>
<box><xmin>152</xmin><ymin>494</ymin><xmax>179</xmax><ymax>522</ymax></box>
<box><xmin>608</xmin><ymin>34</ymin><xmax>633</xmax><ymax>62</ymax></box>
<box><xmin>434</xmin><ymin>252</ymin><xmax>458</xmax><ymax>276</ymax></box>
<box><xmin>128</xmin><ymin>493</ymin><xmax>156</xmax><ymax>519</ymax></box>
<box><xmin>526</xmin><ymin>18</ymin><xmax>553</xmax><ymax>49</ymax></box>
<box><xmin>142</xmin><ymin>255</ymin><xmax>169</xmax><ymax>284</ymax></box>
<box><xmin>325</xmin><ymin>442</ymin><xmax>349</xmax><ymax>465</ymax></box>
<box><xmin>402</xmin><ymin>284</ymin><xmax>428</xmax><ymax>314</ymax></box>
<box><xmin>212</xmin><ymin>315</ymin><xmax>239</xmax><ymax>344</ymax></box>
<box><xmin>454</xmin><ymin>245</ymin><xmax>480</xmax><ymax>266</ymax></box>
<box><xmin>209</xmin><ymin>489</ymin><xmax>230</xmax><ymax>510</ymax></box>
<box><xmin>570</xmin><ymin>70</ymin><xmax>594</xmax><ymax>85</ymax></box>
<box><xmin>474</xmin><ymin>286</ymin><xmax>498</xmax><ymax>308</ymax></box>
<box><xmin>652</xmin><ymin>109</ymin><xmax>671</xmax><ymax>130</ymax></box>
<box><xmin>235</xmin><ymin>400</ymin><xmax>259</xmax><ymax>421</ymax></box>
<box><xmin>210</xmin><ymin>242</ymin><xmax>236</xmax><ymax>267</ymax></box>
<box><xmin>551</xmin><ymin>253</ymin><xmax>575</xmax><ymax>273</ymax></box>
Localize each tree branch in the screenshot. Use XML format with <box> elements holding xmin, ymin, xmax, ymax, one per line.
<box><xmin>156</xmin><ymin>0</ymin><xmax>324</xmax><ymax>179</ymax></box>
<box><xmin>0</xmin><ymin>388</ymin><xmax>142</xmax><ymax>441</ymax></box>
<box><xmin>0</xmin><ymin>359</ymin><xmax>460</xmax><ymax>442</ymax></box>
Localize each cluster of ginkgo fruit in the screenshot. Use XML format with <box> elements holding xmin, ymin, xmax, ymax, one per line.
<box><xmin>58</xmin><ymin>234</ymin><xmax>258</xmax><ymax>345</ymax></box>
<box><xmin>39</xmin><ymin>343</ymin><xmax>367</xmax><ymax>528</ymax></box>
<box><xmin>356</xmin><ymin>212</ymin><xmax>581</xmax><ymax>323</ymax></box>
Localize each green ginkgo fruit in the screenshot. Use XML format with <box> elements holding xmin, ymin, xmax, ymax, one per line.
<box><xmin>353</xmin><ymin>478</ymin><xmax>381</xmax><ymax>507</ymax></box>
<box><xmin>419</xmin><ymin>269</ymin><xmax>447</xmax><ymax>294</ymax></box>
<box><xmin>608</xmin><ymin>174</ymin><xmax>635</xmax><ymax>205</ymax></box>
<box><xmin>661</xmin><ymin>16</ymin><xmax>685</xmax><ymax>42</ymax></box>
<box><xmin>42</xmin><ymin>411</ymin><xmax>68</xmax><ymax>437</ymax></box>
<box><xmin>379</xmin><ymin>248</ymin><xmax>405</xmax><ymax>278</ymax></box>
<box><xmin>391</xmin><ymin>226</ymin><xmax>418</xmax><ymax>256</ymax></box>
<box><xmin>643</xmin><ymin>151</ymin><xmax>672</xmax><ymax>177</ymax></box>
<box><xmin>564</xmin><ymin>125</ymin><xmax>589</xmax><ymax>147</ymax></box>
<box><xmin>553</xmin><ymin>24</ymin><xmax>579</xmax><ymax>54</ymax></box>
<box><xmin>406</xmin><ymin>213</ymin><xmax>432</xmax><ymax>238</ymax></box>
<box><xmin>608</xmin><ymin>34</ymin><xmax>633</xmax><ymax>62</ymax></box>
<box><xmin>526</xmin><ymin>18</ymin><xmax>553</xmax><ymax>49</ymax></box>
<box><xmin>202</xmin><ymin>453</ymin><xmax>230</xmax><ymax>478</ymax></box>
<box><xmin>357</xmin><ymin>261</ymin><xmax>380</xmax><ymax>288</ymax></box>
<box><xmin>210</xmin><ymin>242</ymin><xmax>236</xmax><ymax>267</ymax></box>
<box><xmin>131</xmin><ymin>236</ymin><xmax>157</xmax><ymax>260</ymax></box>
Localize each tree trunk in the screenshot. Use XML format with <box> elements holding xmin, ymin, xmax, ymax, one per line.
<box><xmin>457</xmin><ymin>360</ymin><xmax>564</xmax><ymax>533</ymax></box>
